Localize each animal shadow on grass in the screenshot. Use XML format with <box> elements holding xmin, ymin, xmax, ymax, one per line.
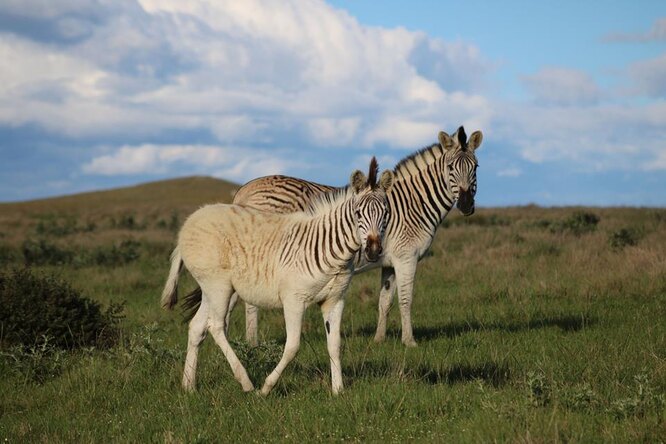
<box><xmin>356</xmin><ymin>313</ymin><xmax>596</xmax><ymax>342</ymax></box>
<box><xmin>288</xmin><ymin>359</ymin><xmax>511</xmax><ymax>389</ymax></box>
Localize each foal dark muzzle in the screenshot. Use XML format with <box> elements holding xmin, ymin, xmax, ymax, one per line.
<box><xmin>364</xmin><ymin>235</ymin><xmax>383</xmax><ymax>262</ymax></box>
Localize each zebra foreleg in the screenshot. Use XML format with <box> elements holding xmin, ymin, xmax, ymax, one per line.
<box><xmin>260</xmin><ymin>299</ymin><xmax>305</xmax><ymax>396</ymax></box>
<box><xmin>321</xmin><ymin>297</ymin><xmax>345</xmax><ymax>394</ymax></box>
<box><xmin>374</xmin><ymin>266</ymin><xmax>396</xmax><ymax>343</ymax></box>
<box><xmin>394</xmin><ymin>259</ymin><xmax>418</xmax><ymax>347</ymax></box>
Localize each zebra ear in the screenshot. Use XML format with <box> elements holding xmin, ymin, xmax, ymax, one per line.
<box><xmin>350</xmin><ymin>170</ymin><xmax>367</xmax><ymax>193</ymax></box>
<box><xmin>438</xmin><ymin>131</ymin><xmax>455</xmax><ymax>151</ymax></box>
<box><xmin>468</xmin><ymin>131</ymin><xmax>483</xmax><ymax>151</ymax></box>
<box><xmin>379</xmin><ymin>170</ymin><xmax>394</xmax><ymax>192</ymax></box>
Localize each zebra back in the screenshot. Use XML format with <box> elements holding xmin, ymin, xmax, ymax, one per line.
<box><xmin>233</xmin><ymin>175</ymin><xmax>337</xmax><ymax>213</ymax></box>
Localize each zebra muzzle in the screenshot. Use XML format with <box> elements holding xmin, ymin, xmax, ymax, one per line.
<box><xmin>457</xmin><ymin>189</ymin><xmax>475</xmax><ymax>216</ymax></box>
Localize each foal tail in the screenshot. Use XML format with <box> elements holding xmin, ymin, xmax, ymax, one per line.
<box><xmin>161</xmin><ymin>246</ymin><xmax>183</xmax><ymax>310</ymax></box>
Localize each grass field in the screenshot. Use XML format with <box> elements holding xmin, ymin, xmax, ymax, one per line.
<box><xmin>1</xmin><ymin>177</ymin><xmax>664</xmax><ymax>442</ymax></box>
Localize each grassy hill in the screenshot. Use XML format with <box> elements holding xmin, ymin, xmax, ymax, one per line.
<box><xmin>0</xmin><ymin>176</ymin><xmax>239</xmax><ymax>244</ymax></box>
<box><xmin>0</xmin><ymin>175</ymin><xmax>239</xmax><ymax>216</ymax></box>
<box><xmin>0</xmin><ymin>178</ymin><xmax>665</xmax><ymax>441</ymax></box>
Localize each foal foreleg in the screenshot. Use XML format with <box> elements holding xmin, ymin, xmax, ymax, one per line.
<box><xmin>260</xmin><ymin>299</ymin><xmax>305</xmax><ymax>396</ymax></box>
<box><xmin>321</xmin><ymin>297</ymin><xmax>345</xmax><ymax>394</ymax></box>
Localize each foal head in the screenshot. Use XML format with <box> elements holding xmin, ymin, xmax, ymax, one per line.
<box><xmin>350</xmin><ymin>157</ymin><xmax>394</xmax><ymax>262</ymax></box>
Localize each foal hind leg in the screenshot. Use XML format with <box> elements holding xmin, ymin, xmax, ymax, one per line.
<box><xmin>245</xmin><ymin>303</ymin><xmax>259</xmax><ymax>347</ymax></box>
<box><xmin>182</xmin><ymin>297</ymin><xmax>209</xmax><ymax>391</ymax></box>
<box><xmin>204</xmin><ymin>280</ymin><xmax>254</xmax><ymax>392</ymax></box>
<box><xmin>260</xmin><ymin>299</ymin><xmax>305</xmax><ymax>396</ymax></box>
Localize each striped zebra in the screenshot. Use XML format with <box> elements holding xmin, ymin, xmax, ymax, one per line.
<box><xmin>161</xmin><ymin>161</ymin><xmax>394</xmax><ymax>395</ymax></box>
<box><xmin>185</xmin><ymin>126</ymin><xmax>483</xmax><ymax>347</ymax></box>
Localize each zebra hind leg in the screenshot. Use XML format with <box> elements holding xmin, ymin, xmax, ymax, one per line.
<box><xmin>374</xmin><ymin>266</ymin><xmax>396</xmax><ymax>343</ymax></box>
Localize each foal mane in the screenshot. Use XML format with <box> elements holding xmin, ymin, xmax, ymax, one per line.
<box><xmin>303</xmin><ymin>186</ymin><xmax>355</xmax><ymax>217</ymax></box>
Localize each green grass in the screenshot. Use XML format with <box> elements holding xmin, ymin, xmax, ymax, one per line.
<box><xmin>1</xmin><ymin>179</ymin><xmax>665</xmax><ymax>442</ymax></box>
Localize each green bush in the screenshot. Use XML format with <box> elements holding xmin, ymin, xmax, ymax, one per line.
<box><xmin>537</xmin><ymin>212</ymin><xmax>600</xmax><ymax>236</ymax></box>
<box><xmin>111</xmin><ymin>213</ymin><xmax>146</xmax><ymax>230</ymax></box>
<box><xmin>608</xmin><ymin>228</ymin><xmax>640</xmax><ymax>250</ymax></box>
<box><xmin>22</xmin><ymin>239</ymin><xmax>73</xmax><ymax>266</ymax></box>
<box><xmin>0</xmin><ymin>244</ymin><xmax>20</xmax><ymax>266</ymax></box>
<box><xmin>88</xmin><ymin>240</ymin><xmax>141</xmax><ymax>266</ymax></box>
<box><xmin>21</xmin><ymin>238</ymin><xmax>141</xmax><ymax>267</ymax></box>
<box><xmin>34</xmin><ymin>215</ymin><xmax>96</xmax><ymax>237</ymax></box>
<box><xmin>0</xmin><ymin>268</ymin><xmax>124</xmax><ymax>349</ymax></box>
<box><xmin>442</xmin><ymin>213</ymin><xmax>510</xmax><ymax>229</ymax></box>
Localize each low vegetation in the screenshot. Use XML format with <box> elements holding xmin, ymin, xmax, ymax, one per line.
<box><xmin>0</xmin><ymin>178</ymin><xmax>664</xmax><ymax>442</ymax></box>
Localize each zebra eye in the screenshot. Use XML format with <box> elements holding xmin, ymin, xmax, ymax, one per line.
<box><xmin>355</xmin><ymin>210</ymin><xmax>361</xmax><ymax>218</ymax></box>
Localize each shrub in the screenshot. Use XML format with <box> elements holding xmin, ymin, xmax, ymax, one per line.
<box><xmin>608</xmin><ymin>228</ymin><xmax>640</xmax><ymax>250</ymax></box>
<box><xmin>538</xmin><ymin>212</ymin><xmax>600</xmax><ymax>236</ymax></box>
<box><xmin>525</xmin><ymin>370</ymin><xmax>551</xmax><ymax>407</ymax></box>
<box><xmin>0</xmin><ymin>337</ymin><xmax>67</xmax><ymax>384</ymax></box>
<box><xmin>34</xmin><ymin>215</ymin><xmax>96</xmax><ymax>237</ymax></box>
<box><xmin>22</xmin><ymin>239</ymin><xmax>73</xmax><ymax>266</ymax></box>
<box><xmin>88</xmin><ymin>240</ymin><xmax>141</xmax><ymax>266</ymax></box>
<box><xmin>0</xmin><ymin>244</ymin><xmax>20</xmax><ymax>266</ymax></box>
<box><xmin>111</xmin><ymin>213</ymin><xmax>146</xmax><ymax>230</ymax></box>
<box><xmin>156</xmin><ymin>211</ymin><xmax>180</xmax><ymax>232</ymax></box>
<box><xmin>442</xmin><ymin>214</ymin><xmax>510</xmax><ymax>229</ymax></box>
<box><xmin>0</xmin><ymin>268</ymin><xmax>124</xmax><ymax>349</ymax></box>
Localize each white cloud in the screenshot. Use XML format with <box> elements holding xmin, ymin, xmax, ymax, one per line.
<box><xmin>604</xmin><ymin>17</ymin><xmax>666</xmax><ymax>43</ymax></box>
<box><xmin>493</xmin><ymin>100</ymin><xmax>666</xmax><ymax>171</ymax></box>
<box><xmin>628</xmin><ymin>53</ymin><xmax>666</xmax><ymax>98</ymax></box>
<box><xmin>0</xmin><ymin>0</ymin><xmax>491</xmax><ymax>149</ymax></box>
<box><xmin>82</xmin><ymin>144</ymin><xmax>292</xmax><ymax>181</ymax></box>
<box><xmin>521</xmin><ymin>67</ymin><xmax>602</xmax><ymax>106</ymax></box>
<box><xmin>497</xmin><ymin>167</ymin><xmax>522</xmax><ymax>178</ymax></box>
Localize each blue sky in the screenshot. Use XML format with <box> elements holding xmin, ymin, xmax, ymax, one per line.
<box><xmin>0</xmin><ymin>0</ymin><xmax>665</xmax><ymax>206</ymax></box>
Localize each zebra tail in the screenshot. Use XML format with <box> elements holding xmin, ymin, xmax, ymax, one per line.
<box><xmin>181</xmin><ymin>286</ymin><xmax>203</xmax><ymax>323</ymax></box>
<box><xmin>160</xmin><ymin>246</ymin><xmax>183</xmax><ymax>310</ymax></box>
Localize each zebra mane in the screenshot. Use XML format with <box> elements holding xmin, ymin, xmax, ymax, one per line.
<box><xmin>303</xmin><ymin>186</ymin><xmax>354</xmax><ymax>217</ymax></box>
<box><xmin>393</xmin><ymin>142</ymin><xmax>445</xmax><ymax>180</ymax></box>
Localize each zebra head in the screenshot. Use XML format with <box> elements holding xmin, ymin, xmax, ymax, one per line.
<box><xmin>439</xmin><ymin>126</ymin><xmax>483</xmax><ymax>216</ymax></box>
<box><xmin>350</xmin><ymin>157</ymin><xmax>394</xmax><ymax>262</ymax></box>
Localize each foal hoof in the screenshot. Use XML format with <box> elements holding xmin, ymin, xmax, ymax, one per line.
<box><xmin>402</xmin><ymin>338</ymin><xmax>418</xmax><ymax>348</ymax></box>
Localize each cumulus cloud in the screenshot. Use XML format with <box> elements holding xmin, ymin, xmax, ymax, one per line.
<box><xmin>520</xmin><ymin>67</ymin><xmax>602</xmax><ymax>106</ymax></box>
<box><xmin>82</xmin><ymin>144</ymin><xmax>292</xmax><ymax>181</ymax></box>
<box><xmin>603</xmin><ymin>17</ymin><xmax>666</xmax><ymax>43</ymax></box>
<box><xmin>0</xmin><ymin>0</ymin><xmax>492</xmax><ymax>152</ymax></box>
<box><xmin>493</xmin><ymin>100</ymin><xmax>666</xmax><ymax>171</ymax></box>
<box><xmin>628</xmin><ymin>53</ymin><xmax>666</xmax><ymax>98</ymax></box>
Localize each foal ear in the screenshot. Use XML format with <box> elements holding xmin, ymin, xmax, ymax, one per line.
<box><xmin>468</xmin><ymin>130</ymin><xmax>483</xmax><ymax>151</ymax></box>
<box><xmin>379</xmin><ymin>170</ymin><xmax>394</xmax><ymax>192</ymax></box>
<box><xmin>350</xmin><ymin>170</ymin><xmax>367</xmax><ymax>193</ymax></box>
<box><xmin>438</xmin><ymin>131</ymin><xmax>455</xmax><ymax>151</ymax></box>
